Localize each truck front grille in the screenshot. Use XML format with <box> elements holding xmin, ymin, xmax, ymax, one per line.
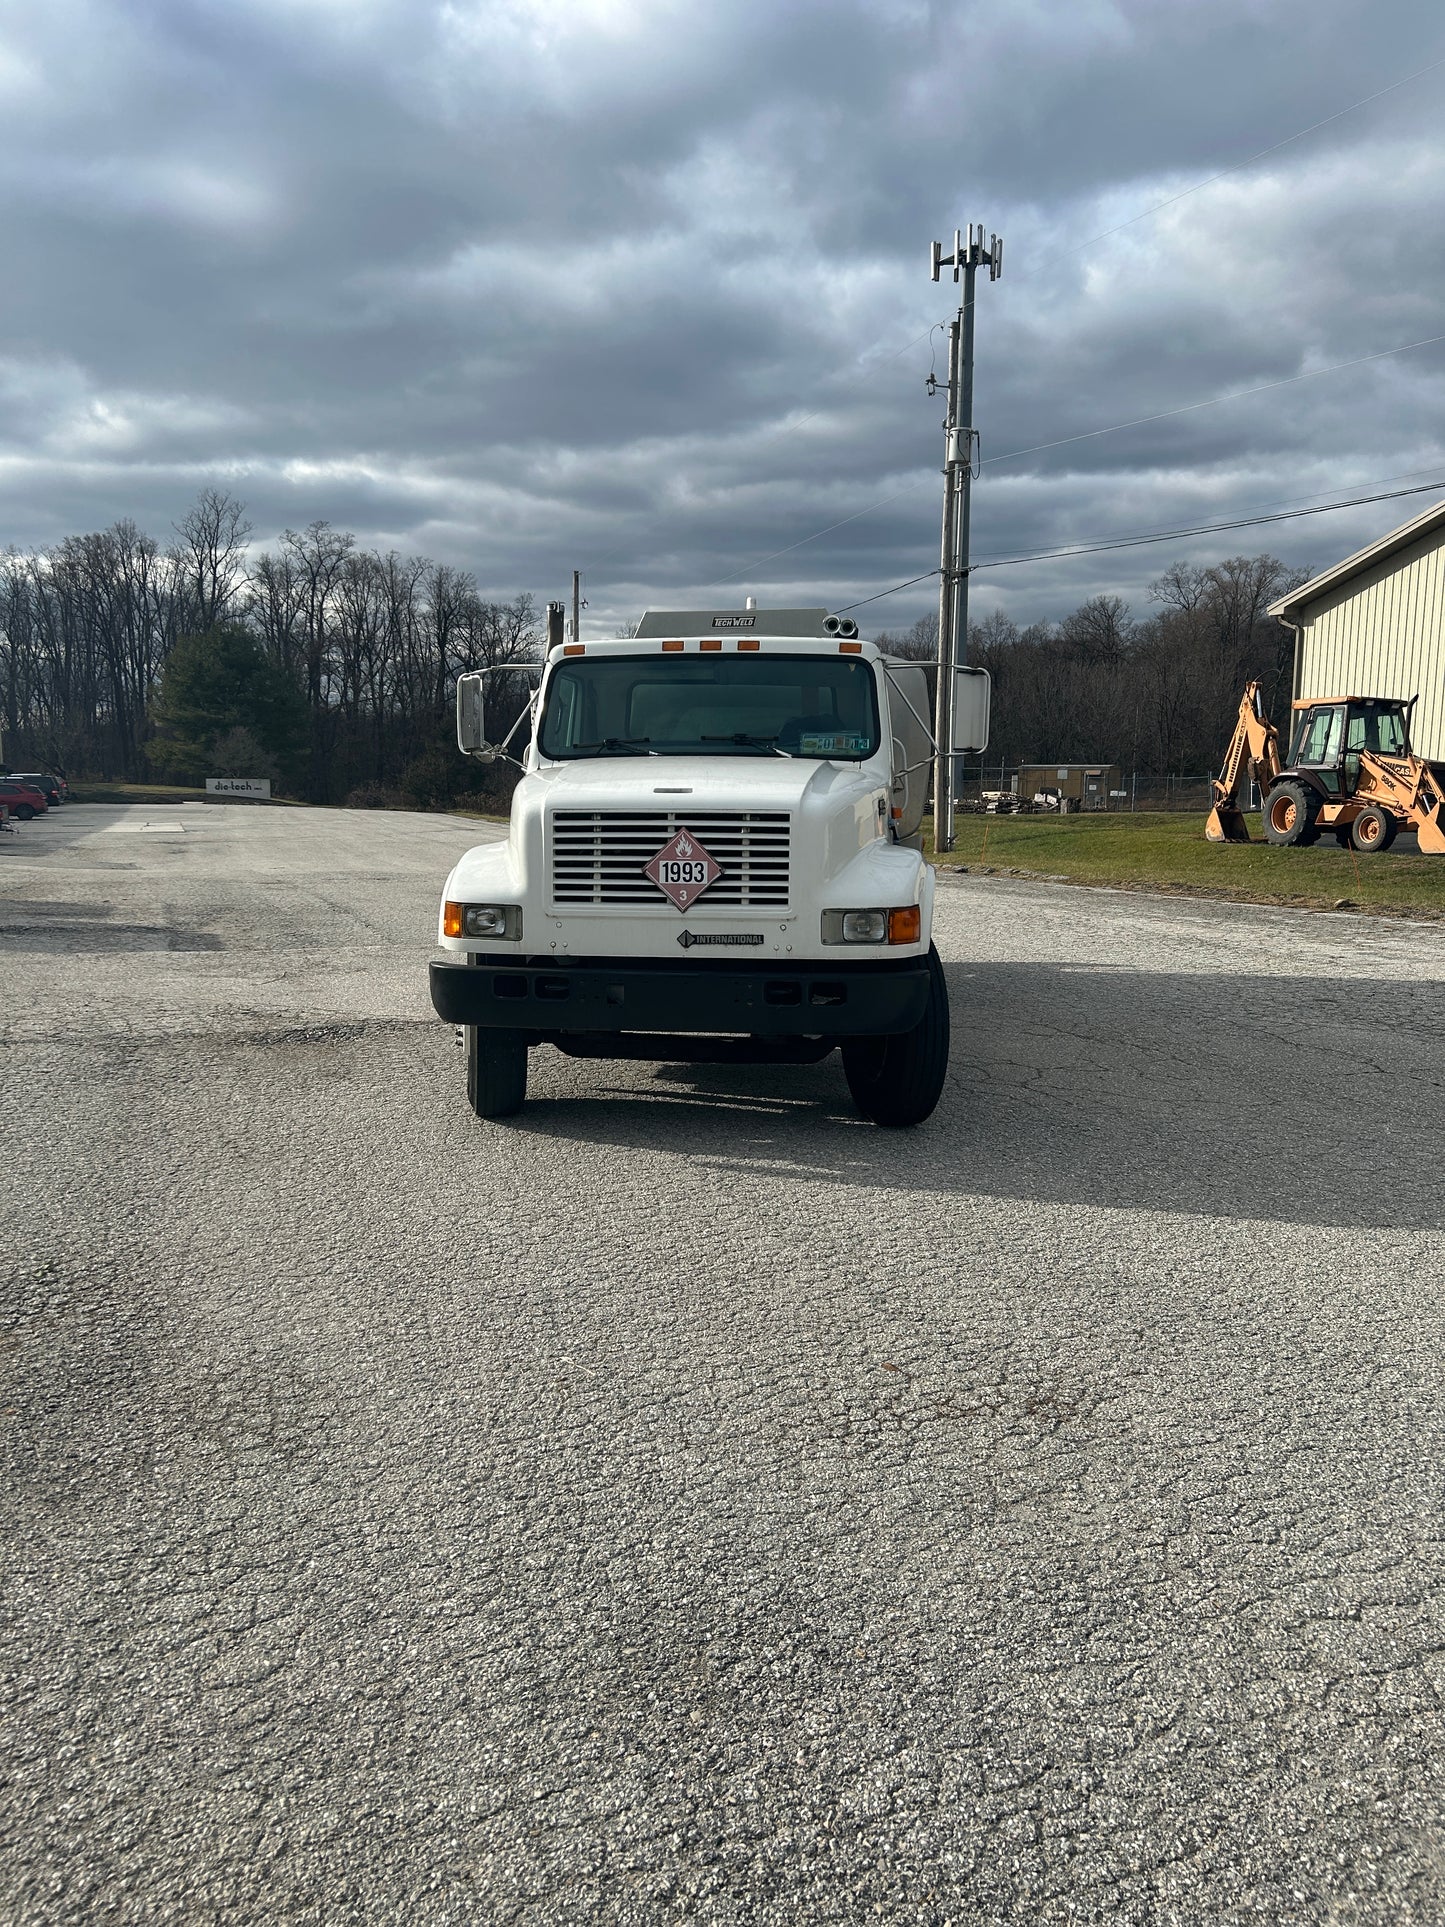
<box><xmin>551</xmin><ymin>810</ymin><xmax>791</xmax><ymax>907</ymax></box>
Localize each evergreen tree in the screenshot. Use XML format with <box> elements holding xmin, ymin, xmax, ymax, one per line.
<box><xmin>149</xmin><ymin>625</ymin><xmax>304</xmax><ymax>784</ymax></box>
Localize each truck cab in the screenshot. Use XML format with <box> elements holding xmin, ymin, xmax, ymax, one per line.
<box><xmin>429</xmin><ymin>606</ymin><xmax>988</xmax><ymax>1125</ymax></box>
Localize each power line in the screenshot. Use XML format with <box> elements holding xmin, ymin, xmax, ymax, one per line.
<box><xmin>697</xmin><ymin>483</ymin><xmax>927</xmax><ymax>590</ymax></box>
<box><xmin>835</xmin><ymin>568</ymin><xmax>940</xmax><ymax>613</ymax></box>
<box><xmin>589</xmin><ymin>49</ymin><xmax>1445</xmax><ymax>597</ymax></box>
<box><xmin>831</xmin><ymin>477</ymin><xmax>1445</xmax><ymax>612</ymax></box>
<box><xmin>980</xmin><ymin>331</ymin><xmax>1445</xmax><ymax>470</ymax></box>
<box><xmin>971</xmin><ymin>478</ymin><xmax>1445</xmax><ymax>570</ymax></box>
<box><xmin>699</xmin><ymin>330</ymin><xmax>1445</xmax><ymax>590</ymax></box>
<box><xmin>1075</xmin><ymin>48</ymin><xmax>1445</xmax><ymax>251</ymax></box>
<box><xmin>581</xmin><ymin>326</ymin><xmax>938</xmax><ymax>583</ymax></box>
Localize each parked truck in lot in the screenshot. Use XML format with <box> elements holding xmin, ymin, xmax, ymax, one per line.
<box><xmin>429</xmin><ymin>606</ymin><xmax>989</xmax><ymax>1126</ymax></box>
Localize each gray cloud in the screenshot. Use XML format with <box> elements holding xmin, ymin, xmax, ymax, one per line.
<box><xmin>2</xmin><ymin>0</ymin><xmax>1443</xmax><ymax>634</ymax></box>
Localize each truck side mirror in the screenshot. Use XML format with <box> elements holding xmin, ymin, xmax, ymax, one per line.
<box><xmin>952</xmin><ymin>666</ymin><xmax>991</xmax><ymax>755</ymax></box>
<box><xmin>456</xmin><ymin>672</ymin><xmax>497</xmax><ymax>761</ymax></box>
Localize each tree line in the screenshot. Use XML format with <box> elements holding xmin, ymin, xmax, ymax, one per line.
<box><xmin>877</xmin><ymin>553</ymin><xmax>1306</xmax><ymax>791</ymax></box>
<box><xmin>0</xmin><ymin>490</ymin><xmax>539</xmax><ymax>806</ymax></box>
<box><xmin>2</xmin><ymin>486</ymin><xmax>1305</xmax><ymax>803</ymax></box>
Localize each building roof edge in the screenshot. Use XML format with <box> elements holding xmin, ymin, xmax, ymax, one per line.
<box><xmin>1267</xmin><ymin>494</ymin><xmax>1445</xmax><ymax>619</ymax></box>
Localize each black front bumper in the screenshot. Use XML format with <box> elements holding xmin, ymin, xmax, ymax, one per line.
<box><xmin>429</xmin><ymin>954</ymin><xmax>930</xmax><ymax>1038</ymax></box>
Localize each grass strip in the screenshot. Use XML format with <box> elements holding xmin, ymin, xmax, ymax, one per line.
<box><xmin>66</xmin><ymin>782</ymin><xmax>300</xmax><ymax>806</ymax></box>
<box><xmin>924</xmin><ymin>811</ymin><xmax>1445</xmax><ymax>919</ymax></box>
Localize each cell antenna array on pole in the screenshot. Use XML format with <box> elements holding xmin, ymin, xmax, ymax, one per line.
<box><xmin>929</xmin><ymin>223</ymin><xmax>1003</xmax><ymax>853</ymax></box>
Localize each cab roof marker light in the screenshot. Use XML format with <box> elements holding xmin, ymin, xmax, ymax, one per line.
<box><xmin>840</xmin><ymin>641</ymin><xmax>863</xmax><ymax>655</ymax></box>
<box><xmin>700</xmin><ymin>638</ymin><xmax>722</xmax><ymax>651</ymax></box>
<box><xmin>661</xmin><ymin>640</ymin><xmax>685</xmax><ymax>652</ymax></box>
<box><xmin>563</xmin><ymin>643</ymin><xmax>585</xmax><ymax>656</ymax></box>
<box><xmin>737</xmin><ymin>639</ymin><xmax>760</xmax><ymax>651</ymax></box>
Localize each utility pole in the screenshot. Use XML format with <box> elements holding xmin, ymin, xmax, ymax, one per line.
<box><xmin>929</xmin><ymin>223</ymin><xmax>1003</xmax><ymax>852</ymax></box>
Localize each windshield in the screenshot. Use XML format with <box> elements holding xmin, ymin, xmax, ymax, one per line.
<box><xmin>1346</xmin><ymin>706</ymin><xmax>1408</xmax><ymax>756</ymax></box>
<box><xmin>537</xmin><ymin>654</ymin><xmax>881</xmax><ymax>760</ymax></box>
<box><xmin>1293</xmin><ymin>705</ymin><xmax>1344</xmax><ymax>765</ymax></box>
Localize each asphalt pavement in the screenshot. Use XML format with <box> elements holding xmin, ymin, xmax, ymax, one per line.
<box><xmin>3</xmin><ymin>802</ymin><xmax>1444</xmax><ymax>1924</ymax></box>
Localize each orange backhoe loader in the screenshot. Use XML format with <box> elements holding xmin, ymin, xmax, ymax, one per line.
<box><xmin>1206</xmin><ymin>681</ymin><xmax>1445</xmax><ymax>854</ymax></box>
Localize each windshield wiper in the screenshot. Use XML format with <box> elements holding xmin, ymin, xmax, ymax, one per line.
<box><xmin>573</xmin><ymin>737</ymin><xmax>656</xmax><ymax>757</ymax></box>
<box><xmin>700</xmin><ymin>733</ymin><xmax>793</xmax><ymax>758</ymax></box>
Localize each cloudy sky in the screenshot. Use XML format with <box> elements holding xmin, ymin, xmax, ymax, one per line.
<box><xmin>3</xmin><ymin>0</ymin><xmax>1444</xmax><ymax>634</ymax></box>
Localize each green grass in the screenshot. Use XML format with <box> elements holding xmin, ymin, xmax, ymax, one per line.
<box><xmin>923</xmin><ymin>811</ymin><xmax>1445</xmax><ymax>919</ymax></box>
<box><xmin>66</xmin><ymin>781</ymin><xmax>299</xmax><ymax>805</ymax></box>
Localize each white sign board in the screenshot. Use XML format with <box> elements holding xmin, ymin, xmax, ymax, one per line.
<box><xmin>206</xmin><ymin>777</ymin><xmax>271</xmax><ymax>798</ymax></box>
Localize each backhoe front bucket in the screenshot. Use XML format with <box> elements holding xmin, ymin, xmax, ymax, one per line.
<box><xmin>1415</xmin><ymin>801</ymin><xmax>1445</xmax><ymax>855</ymax></box>
<box><xmin>1205</xmin><ymin>806</ymin><xmax>1250</xmax><ymax>844</ymax></box>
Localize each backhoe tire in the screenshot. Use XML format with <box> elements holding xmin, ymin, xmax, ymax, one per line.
<box><xmin>466</xmin><ymin>1027</ymin><xmax>528</xmax><ymax>1119</ymax></box>
<box><xmin>842</xmin><ymin>944</ymin><xmax>949</xmax><ymax>1128</ymax></box>
<box><xmin>1262</xmin><ymin>781</ymin><xmax>1319</xmax><ymax>848</ymax></box>
<box><xmin>1351</xmin><ymin>805</ymin><xmax>1397</xmax><ymax>853</ymax></box>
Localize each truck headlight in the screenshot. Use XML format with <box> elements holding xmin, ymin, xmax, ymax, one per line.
<box><xmin>443</xmin><ymin>901</ymin><xmax>523</xmax><ymax>940</ymax></box>
<box><xmin>820</xmin><ymin>907</ymin><xmax>922</xmax><ymax>945</ymax></box>
<box><xmin>822</xmin><ymin>909</ymin><xmax>887</xmax><ymax>944</ymax></box>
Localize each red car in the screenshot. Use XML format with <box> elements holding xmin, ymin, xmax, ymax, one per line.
<box><xmin>8</xmin><ymin>770</ymin><xmax>67</xmax><ymax>806</ymax></box>
<box><xmin>0</xmin><ymin>779</ymin><xmax>49</xmax><ymax>820</ymax></box>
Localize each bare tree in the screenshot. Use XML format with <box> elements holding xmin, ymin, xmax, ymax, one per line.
<box><xmin>172</xmin><ymin>489</ymin><xmax>253</xmax><ymax>632</ymax></box>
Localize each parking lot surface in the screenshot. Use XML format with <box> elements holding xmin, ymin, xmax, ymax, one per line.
<box><xmin>4</xmin><ymin>803</ymin><xmax>1444</xmax><ymax>1924</ymax></box>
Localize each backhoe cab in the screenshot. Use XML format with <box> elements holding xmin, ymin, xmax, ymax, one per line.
<box><xmin>1206</xmin><ymin>682</ymin><xmax>1445</xmax><ymax>854</ymax></box>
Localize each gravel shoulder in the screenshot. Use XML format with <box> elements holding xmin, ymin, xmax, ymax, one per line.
<box><xmin>3</xmin><ymin>806</ymin><xmax>1444</xmax><ymax>1924</ymax></box>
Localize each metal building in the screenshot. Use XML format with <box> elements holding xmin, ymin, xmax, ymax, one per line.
<box><xmin>1269</xmin><ymin>496</ymin><xmax>1445</xmax><ymax>760</ymax></box>
<box><xmin>1013</xmin><ymin>763</ymin><xmax>1123</xmax><ymax>809</ymax></box>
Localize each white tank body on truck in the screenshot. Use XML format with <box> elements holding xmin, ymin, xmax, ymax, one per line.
<box><xmin>429</xmin><ymin>606</ymin><xmax>990</xmax><ymax>1126</ymax></box>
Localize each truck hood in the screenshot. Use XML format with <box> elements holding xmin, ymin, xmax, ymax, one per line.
<box><xmin>527</xmin><ymin>755</ymin><xmax>870</xmax><ymax>813</ymax></box>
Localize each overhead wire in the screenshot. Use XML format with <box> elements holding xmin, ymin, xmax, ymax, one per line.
<box><xmin>830</xmin><ymin>475</ymin><xmax>1445</xmax><ymax>614</ymax></box>
<box><xmin>1073</xmin><ymin>48</ymin><xmax>1445</xmax><ymax>251</ymax></box>
<box><xmin>971</xmin><ymin>478</ymin><xmax>1445</xmax><ymax>570</ymax></box>
<box><xmin>701</xmin><ymin>329</ymin><xmax>1445</xmax><ymax>590</ymax></box>
<box><xmin>978</xmin><ymin>331</ymin><xmax>1445</xmax><ymax>471</ymax></box>
<box><xmin>623</xmin><ymin>48</ymin><xmax>1445</xmax><ymax>601</ymax></box>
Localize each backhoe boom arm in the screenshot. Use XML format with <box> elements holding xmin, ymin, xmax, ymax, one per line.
<box><xmin>1206</xmin><ymin>681</ymin><xmax>1282</xmax><ymax>843</ymax></box>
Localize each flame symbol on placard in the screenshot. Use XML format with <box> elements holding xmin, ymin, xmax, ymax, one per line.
<box><xmin>677</xmin><ymin>833</ymin><xmax>693</xmax><ymax>857</ymax></box>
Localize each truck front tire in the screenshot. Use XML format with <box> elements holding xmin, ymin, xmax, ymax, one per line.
<box><xmin>466</xmin><ymin>1027</ymin><xmax>528</xmax><ymax>1119</ymax></box>
<box><xmin>841</xmin><ymin>944</ymin><xmax>950</xmax><ymax>1128</ymax></box>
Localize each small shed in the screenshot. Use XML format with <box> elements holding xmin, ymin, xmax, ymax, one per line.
<box><xmin>1269</xmin><ymin>496</ymin><xmax>1445</xmax><ymax>761</ymax></box>
<box><xmin>1014</xmin><ymin>763</ymin><xmax>1122</xmax><ymax>809</ymax></box>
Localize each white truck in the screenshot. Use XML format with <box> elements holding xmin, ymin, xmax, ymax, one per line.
<box><xmin>430</xmin><ymin>606</ymin><xmax>989</xmax><ymax>1126</ymax></box>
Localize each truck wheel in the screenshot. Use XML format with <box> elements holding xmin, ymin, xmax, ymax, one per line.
<box><xmin>1351</xmin><ymin>805</ymin><xmax>1397</xmax><ymax>853</ymax></box>
<box><xmin>841</xmin><ymin>944</ymin><xmax>950</xmax><ymax>1128</ymax></box>
<box><xmin>466</xmin><ymin>1027</ymin><xmax>528</xmax><ymax>1119</ymax></box>
<box><xmin>1262</xmin><ymin>781</ymin><xmax>1319</xmax><ymax>847</ymax></box>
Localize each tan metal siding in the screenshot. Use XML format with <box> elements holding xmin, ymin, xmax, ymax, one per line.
<box><xmin>1294</xmin><ymin>526</ymin><xmax>1445</xmax><ymax>759</ymax></box>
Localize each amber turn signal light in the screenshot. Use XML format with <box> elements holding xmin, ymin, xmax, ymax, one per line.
<box><xmin>887</xmin><ymin>905</ymin><xmax>921</xmax><ymax>944</ymax></box>
<box><xmin>442</xmin><ymin>901</ymin><xmax>464</xmax><ymax>938</ymax></box>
